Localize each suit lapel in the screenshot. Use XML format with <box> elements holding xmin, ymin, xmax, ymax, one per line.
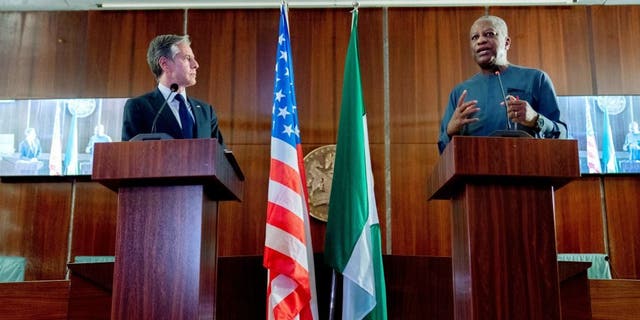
<box><xmin>151</xmin><ymin>89</ymin><xmax>182</xmax><ymax>138</ymax></box>
<box><xmin>188</xmin><ymin>97</ymin><xmax>205</xmax><ymax>138</ymax></box>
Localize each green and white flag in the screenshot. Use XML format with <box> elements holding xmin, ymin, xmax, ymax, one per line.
<box><xmin>324</xmin><ymin>9</ymin><xmax>387</xmax><ymax>320</ymax></box>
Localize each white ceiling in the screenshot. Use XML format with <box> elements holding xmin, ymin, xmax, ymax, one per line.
<box><xmin>0</xmin><ymin>0</ymin><xmax>637</xmax><ymax>11</ymax></box>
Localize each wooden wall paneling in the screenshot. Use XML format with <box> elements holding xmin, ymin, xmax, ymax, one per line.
<box><xmin>203</xmin><ymin>9</ymin><xmax>385</xmax><ymax>256</ymax></box>
<box><xmin>434</xmin><ymin>8</ymin><xmax>488</xmax><ymax>142</ymax></box>
<box><xmin>189</xmin><ymin>9</ymin><xmax>278</xmax><ymax>146</ymax></box>
<box><xmin>602</xmin><ymin>176</ymin><xmax>640</xmax><ymax>279</ymax></box>
<box><xmin>554</xmin><ymin>176</ymin><xmax>606</xmax><ymax>253</ymax></box>
<box><xmin>354</xmin><ymin>8</ymin><xmax>384</xmax><ymax>144</ymax></box>
<box><xmin>387</xmin><ymin>8</ymin><xmax>482</xmax><ymax>255</ymax></box>
<box><xmin>0</xmin><ymin>280</ymin><xmax>70</xmax><ymax>319</ymax></box>
<box><xmin>0</xmin><ymin>12</ymin><xmax>87</xmax><ymax>99</ymax></box>
<box><xmin>538</xmin><ymin>7</ymin><xmax>592</xmax><ymax>95</ymax></box>
<box><xmin>288</xmin><ymin>9</ymin><xmax>349</xmax><ymax>145</ymax></box>
<box><xmin>53</xmin><ymin>12</ymin><xmax>89</xmax><ymax>98</ymax></box>
<box><xmin>388</xmin><ymin>8</ymin><xmax>484</xmax><ymax>145</ymax></box>
<box><xmin>489</xmin><ymin>7</ymin><xmax>594</xmax><ymax>95</ymax></box>
<box><xmin>0</xmin><ymin>12</ymin><xmax>25</xmax><ymax>99</ymax></box>
<box><xmin>591</xmin><ymin>6</ymin><xmax>640</xmax><ymax>95</ymax></box>
<box><xmin>491</xmin><ymin>7</ymin><xmax>544</xmax><ymax>71</ymax></box>
<box><xmin>217</xmin><ymin>144</ymin><xmax>270</xmax><ymax>256</ymax></box>
<box><xmin>387</xmin><ymin>8</ymin><xmax>433</xmax><ymax>145</ymax></box>
<box><xmin>85</xmin><ymin>10</ymin><xmax>184</xmax><ymax>98</ymax></box>
<box><xmin>70</xmin><ymin>182</ymin><xmax>117</xmax><ymax>259</ymax></box>
<box><xmin>216</xmin><ymin>143</ymin><xmax>386</xmax><ymax>256</ymax></box>
<box><xmin>590</xmin><ymin>279</ymin><xmax>640</xmax><ymax>320</ymax></box>
<box><xmin>0</xmin><ymin>181</ymin><xmax>72</xmax><ymax>280</ymax></box>
<box><xmin>369</xmin><ymin>144</ymin><xmax>388</xmax><ymax>251</ymax></box>
<box><xmin>390</xmin><ymin>144</ymin><xmax>451</xmax><ymax>256</ymax></box>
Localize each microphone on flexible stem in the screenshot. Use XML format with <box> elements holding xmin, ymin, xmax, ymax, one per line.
<box><xmin>490</xmin><ymin>70</ymin><xmax>532</xmax><ymax>138</ymax></box>
<box><xmin>495</xmin><ymin>70</ymin><xmax>514</xmax><ymax>131</ymax></box>
<box><xmin>130</xmin><ymin>83</ymin><xmax>179</xmax><ymax>141</ymax></box>
<box><xmin>151</xmin><ymin>83</ymin><xmax>179</xmax><ymax>133</ymax></box>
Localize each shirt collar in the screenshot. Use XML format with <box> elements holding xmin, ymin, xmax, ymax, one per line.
<box><xmin>158</xmin><ymin>84</ymin><xmax>187</xmax><ymax>102</ymax></box>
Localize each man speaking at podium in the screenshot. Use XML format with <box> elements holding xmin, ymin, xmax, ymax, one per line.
<box><xmin>438</xmin><ymin>15</ymin><xmax>566</xmax><ymax>154</ymax></box>
<box><xmin>122</xmin><ymin>34</ymin><xmax>225</xmax><ymax>145</ymax></box>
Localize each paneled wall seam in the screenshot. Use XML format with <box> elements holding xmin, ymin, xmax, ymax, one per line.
<box><xmin>586</xmin><ymin>7</ymin><xmax>598</xmax><ymax>94</ymax></box>
<box><xmin>65</xmin><ymin>179</ymin><xmax>78</xmax><ymax>280</ymax></box>
<box><xmin>598</xmin><ymin>177</ymin><xmax>612</xmax><ymax>275</ymax></box>
<box><xmin>183</xmin><ymin>9</ymin><xmax>188</xmax><ymax>35</ymax></box>
<box><xmin>382</xmin><ymin>7</ymin><xmax>392</xmax><ymax>255</ymax></box>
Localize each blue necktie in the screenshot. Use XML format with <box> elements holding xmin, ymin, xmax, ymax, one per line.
<box><xmin>174</xmin><ymin>94</ymin><xmax>194</xmax><ymax>139</ymax></box>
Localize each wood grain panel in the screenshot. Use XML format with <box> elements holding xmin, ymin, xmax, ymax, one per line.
<box><xmin>602</xmin><ymin>176</ymin><xmax>640</xmax><ymax>279</ymax></box>
<box><xmin>217</xmin><ymin>144</ymin><xmax>270</xmax><ymax>256</ymax></box>
<box><xmin>591</xmin><ymin>6</ymin><xmax>640</xmax><ymax>94</ymax></box>
<box><xmin>554</xmin><ymin>176</ymin><xmax>606</xmax><ymax>253</ymax></box>
<box><xmin>85</xmin><ymin>10</ymin><xmax>184</xmax><ymax>97</ymax></box>
<box><xmin>217</xmin><ymin>142</ymin><xmax>386</xmax><ymax>256</ymax></box>
<box><xmin>353</xmin><ymin>9</ymin><xmax>385</xmax><ymax>144</ymax></box>
<box><xmin>0</xmin><ymin>182</ymin><xmax>72</xmax><ymax>280</ymax></box>
<box><xmin>215</xmin><ymin>255</ymin><xmax>588</xmax><ymax>320</ymax></box>
<box><xmin>537</xmin><ymin>6</ymin><xmax>593</xmax><ymax>95</ymax></box>
<box><xmin>70</xmin><ymin>182</ymin><xmax>117</xmax><ymax>258</ymax></box>
<box><xmin>369</xmin><ymin>143</ymin><xmax>387</xmax><ymax>251</ymax></box>
<box><xmin>0</xmin><ymin>280</ymin><xmax>70</xmax><ymax>319</ymax></box>
<box><xmin>391</xmin><ymin>144</ymin><xmax>451</xmax><ymax>256</ymax></box>
<box><xmin>590</xmin><ymin>279</ymin><xmax>640</xmax><ymax>320</ymax></box>
<box><xmin>0</xmin><ymin>12</ymin><xmax>87</xmax><ymax>99</ymax></box>
<box><xmin>527</xmin><ymin>6</ymin><xmax>592</xmax><ymax>95</ymax></box>
<box><xmin>188</xmin><ymin>9</ymin><xmax>277</xmax><ymax>146</ymax></box>
<box><xmin>480</xmin><ymin>6</ymin><xmax>594</xmax><ymax>94</ymax></box>
<box><xmin>68</xmin><ymin>272</ymin><xmax>111</xmax><ymax>320</ymax></box>
<box><xmin>388</xmin><ymin>8</ymin><xmax>484</xmax><ymax>145</ymax></box>
<box><xmin>189</xmin><ymin>9</ymin><xmax>384</xmax><ymax>146</ymax></box>
<box><xmin>288</xmin><ymin>9</ymin><xmax>349</xmax><ymax>145</ymax></box>
<box><xmin>490</xmin><ymin>7</ymin><xmax>545</xmax><ymax>70</ymax></box>
<box><xmin>453</xmin><ymin>183</ymin><xmax>560</xmax><ymax>319</ymax></box>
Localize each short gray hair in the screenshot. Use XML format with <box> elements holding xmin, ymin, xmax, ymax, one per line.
<box><xmin>473</xmin><ymin>15</ymin><xmax>508</xmax><ymax>37</ymax></box>
<box><xmin>146</xmin><ymin>34</ymin><xmax>191</xmax><ymax>79</ymax></box>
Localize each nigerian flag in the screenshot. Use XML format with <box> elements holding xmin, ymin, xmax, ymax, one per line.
<box><xmin>324</xmin><ymin>9</ymin><xmax>387</xmax><ymax>320</ymax></box>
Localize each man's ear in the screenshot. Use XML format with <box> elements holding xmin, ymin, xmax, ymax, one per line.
<box><xmin>505</xmin><ymin>36</ymin><xmax>511</xmax><ymax>51</ymax></box>
<box><xmin>158</xmin><ymin>56</ymin><xmax>170</xmax><ymax>71</ymax></box>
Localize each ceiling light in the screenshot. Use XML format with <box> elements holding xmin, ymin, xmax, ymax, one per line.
<box><xmin>98</xmin><ymin>0</ymin><xmax>574</xmax><ymax>10</ymax></box>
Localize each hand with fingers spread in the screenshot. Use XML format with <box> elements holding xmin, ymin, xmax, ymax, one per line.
<box><xmin>447</xmin><ymin>90</ymin><xmax>480</xmax><ymax>136</ymax></box>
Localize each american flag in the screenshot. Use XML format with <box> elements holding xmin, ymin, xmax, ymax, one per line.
<box><xmin>585</xmin><ymin>97</ymin><xmax>602</xmax><ymax>173</ymax></box>
<box><xmin>263</xmin><ymin>4</ymin><xmax>318</xmax><ymax>320</ymax></box>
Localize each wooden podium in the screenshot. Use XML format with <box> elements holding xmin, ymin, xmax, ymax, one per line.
<box><xmin>92</xmin><ymin>139</ymin><xmax>243</xmax><ymax>319</ymax></box>
<box><xmin>427</xmin><ymin>136</ymin><xmax>579</xmax><ymax>319</ymax></box>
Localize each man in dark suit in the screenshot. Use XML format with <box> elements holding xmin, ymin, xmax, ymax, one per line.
<box><xmin>122</xmin><ymin>34</ymin><xmax>224</xmax><ymax>145</ymax></box>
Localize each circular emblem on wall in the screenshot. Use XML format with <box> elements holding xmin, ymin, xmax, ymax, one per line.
<box><xmin>596</xmin><ymin>96</ymin><xmax>626</xmax><ymax>115</ymax></box>
<box><xmin>303</xmin><ymin>144</ymin><xmax>336</xmax><ymax>222</ymax></box>
<box><xmin>66</xmin><ymin>99</ymin><xmax>96</xmax><ymax>118</ymax></box>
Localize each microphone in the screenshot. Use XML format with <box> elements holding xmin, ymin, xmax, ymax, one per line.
<box><xmin>490</xmin><ymin>70</ymin><xmax>532</xmax><ymax>138</ymax></box>
<box><xmin>151</xmin><ymin>83</ymin><xmax>179</xmax><ymax>133</ymax></box>
<box><xmin>495</xmin><ymin>70</ymin><xmax>514</xmax><ymax>131</ymax></box>
<box><xmin>130</xmin><ymin>83</ymin><xmax>179</xmax><ymax>141</ymax></box>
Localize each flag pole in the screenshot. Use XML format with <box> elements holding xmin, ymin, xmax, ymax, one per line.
<box><xmin>327</xmin><ymin>3</ymin><xmax>359</xmax><ymax>319</ymax></box>
<box><xmin>328</xmin><ymin>269</ymin><xmax>337</xmax><ymax>320</ymax></box>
